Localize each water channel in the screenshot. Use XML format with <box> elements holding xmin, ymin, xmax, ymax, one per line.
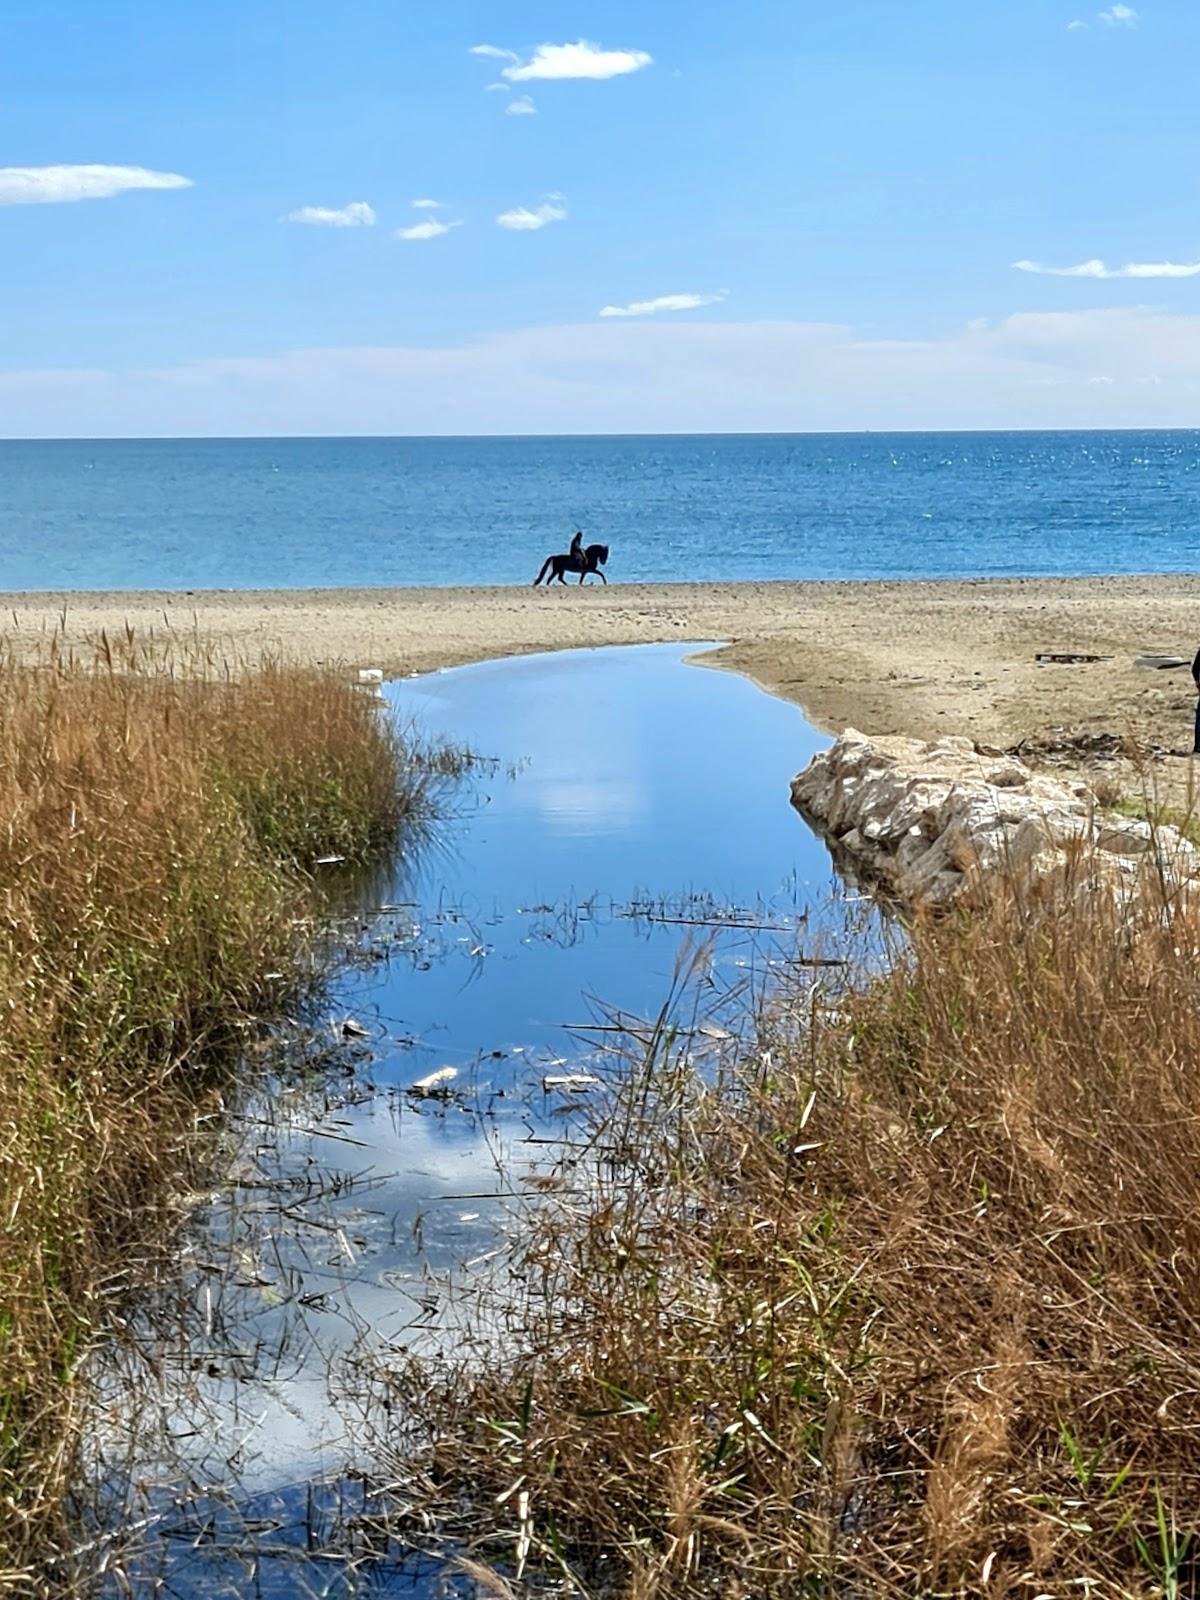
<box><xmin>90</xmin><ymin>642</ymin><xmax>850</xmax><ymax>1597</ymax></box>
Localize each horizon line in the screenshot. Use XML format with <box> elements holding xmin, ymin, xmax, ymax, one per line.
<box><xmin>3</xmin><ymin>425</ymin><xmax>1200</xmax><ymax>444</ymax></box>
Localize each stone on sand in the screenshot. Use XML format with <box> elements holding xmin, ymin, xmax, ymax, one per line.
<box><xmin>792</xmin><ymin>729</ymin><xmax>1198</xmax><ymax>909</ymax></box>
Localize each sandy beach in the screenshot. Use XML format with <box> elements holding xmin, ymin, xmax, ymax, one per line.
<box><xmin>6</xmin><ymin>575</ymin><xmax>1200</xmax><ymax>759</ymax></box>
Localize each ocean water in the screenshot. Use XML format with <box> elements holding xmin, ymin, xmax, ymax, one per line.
<box><xmin>2</xmin><ymin>431</ymin><xmax>1199</xmax><ymax>591</ymax></box>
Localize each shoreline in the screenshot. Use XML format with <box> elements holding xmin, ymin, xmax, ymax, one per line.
<box><xmin>6</xmin><ymin>574</ymin><xmax>1200</xmax><ymax>757</ymax></box>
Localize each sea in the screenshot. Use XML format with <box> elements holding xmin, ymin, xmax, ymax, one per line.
<box><xmin>2</xmin><ymin>431</ymin><xmax>1198</xmax><ymax>591</ymax></box>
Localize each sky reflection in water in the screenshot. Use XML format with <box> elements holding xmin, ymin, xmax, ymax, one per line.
<box><xmin>103</xmin><ymin>643</ymin><xmax>844</xmax><ymax>1595</ymax></box>
<box><xmin>348</xmin><ymin>641</ymin><xmax>836</xmax><ymax>1068</ymax></box>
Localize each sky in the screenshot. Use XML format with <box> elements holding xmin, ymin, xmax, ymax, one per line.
<box><xmin>4</xmin><ymin>1</ymin><xmax>1200</xmax><ymax>435</ymax></box>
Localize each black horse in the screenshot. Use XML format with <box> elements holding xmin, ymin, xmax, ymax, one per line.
<box><xmin>532</xmin><ymin>542</ymin><xmax>609</xmax><ymax>586</ymax></box>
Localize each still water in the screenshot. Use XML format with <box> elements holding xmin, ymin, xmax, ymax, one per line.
<box><xmin>95</xmin><ymin>644</ymin><xmax>841</xmax><ymax>1596</ymax></box>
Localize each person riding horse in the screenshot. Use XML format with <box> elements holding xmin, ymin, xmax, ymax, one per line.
<box><xmin>532</xmin><ymin>533</ymin><xmax>610</xmax><ymax>586</ymax></box>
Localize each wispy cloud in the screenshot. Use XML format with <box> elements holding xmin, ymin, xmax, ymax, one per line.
<box><xmin>285</xmin><ymin>201</ymin><xmax>376</xmax><ymax>227</ymax></box>
<box><xmin>1069</xmin><ymin>5</ymin><xmax>1138</xmax><ymax>28</ymax></box>
<box><xmin>496</xmin><ymin>199</ymin><xmax>567</xmax><ymax>231</ymax></box>
<box><xmin>26</xmin><ymin>309</ymin><xmax>1200</xmax><ymax>437</ymax></box>
<box><xmin>1014</xmin><ymin>256</ymin><xmax>1200</xmax><ymax>278</ymax></box>
<box><xmin>411</xmin><ymin>198</ymin><xmax>442</xmax><ymax>210</ymax></box>
<box><xmin>395</xmin><ymin>218</ymin><xmax>462</xmax><ymax>241</ymax></box>
<box><xmin>599</xmin><ymin>292</ymin><xmax>727</xmax><ymax>318</ymax></box>
<box><xmin>0</xmin><ymin>164</ymin><xmax>192</xmax><ymax>205</ymax></box>
<box><xmin>505</xmin><ymin>95</ymin><xmax>537</xmax><ymax>116</ymax></box>
<box><xmin>0</xmin><ymin>366</ymin><xmax>111</xmax><ymax>392</ymax></box>
<box><xmin>472</xmin><ymin>39</ymin><xmax>652</xmax><ymax>82</ymax></box>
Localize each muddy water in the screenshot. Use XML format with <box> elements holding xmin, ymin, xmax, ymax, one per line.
<box><xmin>93</xmin><ymin>644</ymin><xmax>844</xmax><ymax>1596</ymax></box>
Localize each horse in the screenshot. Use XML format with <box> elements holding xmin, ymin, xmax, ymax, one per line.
<box><xmin>532</xmin><ymin>543</ymin><xmax>609</xmax><ymax>586</ymax></box>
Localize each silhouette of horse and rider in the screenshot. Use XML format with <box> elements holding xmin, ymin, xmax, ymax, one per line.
<box><xmin>532</xmin><ymin>530</ymin><xmax>609</xmax><ymax>586</ymax></box>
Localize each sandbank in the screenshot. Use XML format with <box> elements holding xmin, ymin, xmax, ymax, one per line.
<box><xmin>6</xmin><ymin>576</ymin><xmax>1200</xmax><ymax>770</ymax></box>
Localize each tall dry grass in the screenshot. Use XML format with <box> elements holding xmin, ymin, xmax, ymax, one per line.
<box><xmin>0</xmin><ymin>634</ymin><xmax>419</xmax><ymax>1584</ymax></box>
<box><xmin>385</xmin><ymin>864</ymin><xmax>1200</xmax><ymax>1597</ymax></box>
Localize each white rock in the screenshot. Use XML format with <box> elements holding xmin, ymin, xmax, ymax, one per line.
<box><xmin>792</xmin><ymin>731</ymin><xmax>1200</xmax><ymax>911</ymax></box>
<box><xmin>1094</xmin><ymin>821</ymin><xmax>1154</xmax><ymax>856</ymax></box>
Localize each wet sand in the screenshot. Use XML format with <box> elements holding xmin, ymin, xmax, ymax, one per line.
<box><xmin>5</xmin><ymin>576</ymin><xmax>1199</xmax><ymax>758</ymax></box>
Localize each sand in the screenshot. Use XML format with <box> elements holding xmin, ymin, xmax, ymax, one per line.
<box><xmin>6</xmin><ymin>575</ymin><xmax>1200</xmax><ymax>762</ymax></box>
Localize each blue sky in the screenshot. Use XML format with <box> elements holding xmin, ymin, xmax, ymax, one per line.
<box><xmin>4</xmin><ymin>1</ymin><xmax>1200</xmax><ymax>434</ymax></box>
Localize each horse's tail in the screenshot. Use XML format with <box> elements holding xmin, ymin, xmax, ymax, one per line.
<box><xmin>532</xmin><ymin>556</ymin><xmax>554</xmax><ymax>586</ymax></box>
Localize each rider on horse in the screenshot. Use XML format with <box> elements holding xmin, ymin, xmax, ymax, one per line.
<box><xmin>532</xmin><ymin>534</ymin><xmax>609</xmax><ymax>586</ymax></box>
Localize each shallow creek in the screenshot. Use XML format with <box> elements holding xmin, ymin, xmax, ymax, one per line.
<box><xmin>90</xmin><ymin>643</ymin><xmax>848</xmax><ymax>1597</ymax></box>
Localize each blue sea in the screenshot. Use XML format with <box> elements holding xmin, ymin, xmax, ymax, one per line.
<box><xmin>2</xmin><ymin>431</ymin><xmax>1199</xmax><ymax>591</ymax></box>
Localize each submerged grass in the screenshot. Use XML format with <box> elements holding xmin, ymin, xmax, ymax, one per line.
<box><xmin>0</xmin><ymin>633</ymin><xmax>429</xmax><ymax>1586</ymax></box>
<box><xmin>381</xmin><ymin>859</ymin><xmax>1200</xmax><ymax>1597</ymax></box>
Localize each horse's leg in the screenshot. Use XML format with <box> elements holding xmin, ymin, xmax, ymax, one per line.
<box><xmin>596</xmin><ymin>569</ymin><xmax>607</xmax><ymax>584</ymax></box>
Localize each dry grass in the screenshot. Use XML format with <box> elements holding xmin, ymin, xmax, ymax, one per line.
<box><xmin>382</xmin><ymin>865</ymin><xmax>1200</xmax><ymax>1597</ymax></box>
<box><xmin>0</xmin><ymin>633</ymin><xmax>422</xmax><ymax>1584</ymax></box>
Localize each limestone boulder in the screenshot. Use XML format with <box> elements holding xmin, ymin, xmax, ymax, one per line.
<box><xmin>791</xmin><ymin>730</ymin><xmax>1198</xmax><ymax>910</ymax></box>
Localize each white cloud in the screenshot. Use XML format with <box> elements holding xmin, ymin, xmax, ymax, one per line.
<box><xmin>599</xmin><ymin>292</ymin><xmax>727</xmax><ymax>318</ymax></box>
<box><xmin>19</xmin><ymin>308</ymin><xmax>1200</xmax><ymax>436</ymax></box>
<box><xmin>411</xmin><ymin>198</ymin><xmax>443</xmax><ymax>210</ymax></box>
<box><xmin>0</xmin><ymin>164</ymin><xmax>192</xmax><ymax>205</ymax></box>
<box><xmin>505</xmin><ymin>95</ymin><xmax>537</xmax><ymax>116</ymax></box>
<box><xmin>395</xmin><ymin>218</ymin><xmax>462</xmax><ymax>241</ymax></box>
<box><xmin>285</xmin><ymin>201</ymin><xmax>376</xmax><ymax>228</ymax></box>
<box><xmin>1014</xmin><ymin>256</ymin><xmax>1200</xmax><ymax>278</ymax></box>
<box><xmin>474</xmin><ymin>39</ymin><xmax>652</xmax><ymax>83</ymax></box>
<box><xmin>496</xmin><ymin>199</ymin><xmax>567</xmax><ymax>231</ymax></box>
<box><xmin>1070</xmin><ymin>5</ymin><xmax>1138</xmax><ymax>28</ymax></box>
<box><xmin>508</xmin><ymin>40</ymin><xmax>652</xmax><ymax>80</ymax></box>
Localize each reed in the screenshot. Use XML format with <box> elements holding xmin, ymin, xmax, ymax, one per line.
<box><xmin>385</xmin><ymin>857</ymin><xmax>1200</xmax><ymax>1597</ymax></box>
<box><xmin>0</xmin><ymin>634</ymin><xmax>422</xmax><ymax>1583</ymax></box>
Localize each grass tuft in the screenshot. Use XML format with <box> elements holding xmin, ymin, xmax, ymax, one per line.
<box><xmin>1111</xmin><ymin>791</ymin><xmax>1200</xmax><ymax>849</ymax></box>
<box><xmin>382</xmin><ymin>860</ymin><xmax>1200</xmax><ymax>1596</ymax></box>
<box><xmin>0</xmin><ymin>634</ymin><xmax>424</xmax><ymax>1582</ymax></box>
